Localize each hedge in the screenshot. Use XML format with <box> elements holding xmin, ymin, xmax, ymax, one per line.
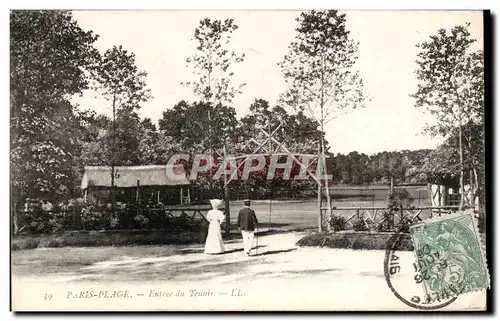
<box><xmin>296</xmin><ymin>231</ymin><xmax>415</xmax><ymax>251</ymax></box>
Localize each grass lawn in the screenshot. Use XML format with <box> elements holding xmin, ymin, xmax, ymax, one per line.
<box><xmin>228</xmin><ymin>190</ymin><xmax>431</xmax><ymax>231</ymax></box>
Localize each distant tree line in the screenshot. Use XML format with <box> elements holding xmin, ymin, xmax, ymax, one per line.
<box><xmin>330</xmin><ymin>150</ymin><xmax>433</xmax><ymax>186</ymax></box>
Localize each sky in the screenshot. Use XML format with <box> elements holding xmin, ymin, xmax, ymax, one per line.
<box><xmin>71</xmin><ymin>10</ymin><xmax>484</xmax><ymax>155</ymax></box>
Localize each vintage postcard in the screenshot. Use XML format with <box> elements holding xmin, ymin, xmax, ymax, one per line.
<box><xmin>10</xmin><ymin>9</ymin><xmax>489</xmax><ymax>311</ymax></box>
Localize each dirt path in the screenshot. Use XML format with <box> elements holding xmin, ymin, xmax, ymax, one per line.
<box><xmin>11</xmin><ymin>231</ymin><xmax>486</xmax><ymax>311</ymax></box>
<box><xmin>12</xmin><ymin>232</ymin><xmax>306</xmax><ymax>283</ymax></box>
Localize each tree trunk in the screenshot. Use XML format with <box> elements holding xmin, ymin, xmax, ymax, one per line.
<box><xmin>111</xmin><ymin>94</ymin><xmax>116</xmax><ymax>215</ymax></box>
<box><xmin>317</xmin><ymin>141</ymin><xmax>323</xmax><ymax>233</ymax></box>
<box><xmin>469</xmin><ymin>169</ymin><xmax>474</xmax><ymax>208</ymax></box>
<box><xmin>320</xmin><ymin>136</ymin><xmax>332</xmax><ymax>217</ymax></box>
<box><xmin>136</xmin><ymin>180</ymin><xmax>140</xmax><ymax>205</ymax></box>
<box><xmin>207</xmin><ymin>65</ymin><xmax>214</xmax><ymax>193</ymax></box>
<box><xmin>208</xmin><ymin>109</ymin><xmax>213</xmax><ymax>193</ymax></box>
<box><xmin>223</xmin><ymin>143</ymin><xmax>230</xmax><ymax>238</ymax></box>
<box><xmin>473</xmin><ymin>166</ymin><xmax>484</xmax><ymax>231</ymax></box>
<box><xmin>473</xmin><ymin>167</ymin><xmax>480</xmax><ymax>209</ymax></box>
<box><xmin>317</xmin><ymin>167</ymin><xmax>323</xmax><ymax>233</ymax></box>
<box><xmin>459</xmin><ymin>122</ymin><xmax>465</xmax><ymax>210</ymax></box>
<box><xmin>12</xmin><ymin>200</ymin><xmax>19</xmax><ymax>236</ymax></box>
<box><xmin>319</xmin><ymin>66</ymin><xmax>332</xmax><ymax>218</ymax></box>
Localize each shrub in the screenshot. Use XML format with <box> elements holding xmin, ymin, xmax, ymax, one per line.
<box><xmin>296</xmin><ymin>234</ymin><xmax>324</xmax><ymax>247</ymax></box>
<box><xmin>295</xmin><ymin>233</ymin><xmax>414</xmax><ymax>251</ymax></box>
<box><xmin>329</xmin><ymin>215</ymin><xmax>347</xmax><ymax>232</ymax></box>
<box><xmin>47</xmin><ymin>217</ymin><xmax>64</xmax><ymax>233</ymax></box>
<box><xmin>377</xmin><ymin>211</ymin><xmax>393</xmax><ymax>232</ymax></box>
<box><xmin>397</xmin><ymin>216</ymin><xmax>413</xmax><ymax>233</ymax></box>
<box><xmin>134</xmin><ymin>214</ymin><xmax>150</xmax><ymax>228</ymax></box>
<box><xmin>81</xmin><ymin>206</ymin><xmax>110</xmax><ymax>230</ymax></box>
<box><xmin>385</xmin><ymin>188</ymin><xmax>414</xmax><ymax>232</ymax></box>
<box><xmin>110</xmin><ymin>215</ymin><xmax>120</xmax><ymax>229</ymax></box>
<box><xmin>352</xmin><ymin>219</ymin><xmax>369</xmax><ymax>231</ymax></box>
<box><xmin>20</xmin><ymin>210</ymin><xmax>64</xmax><ymax>234</ymax></box>
<box><xmin>477</xmin><ymin>213</ymin><xmax>485</xmax><ymax>233</ymax></box>
<box><xmin>387</xmin><ymin>188</ymin><xmax>414</xmax><ymax>209</ymax></box>
<box><xmin>327</xmin><ymin>237</ymin><xmax>351</xmax><ymax>248</ymax></box>
<box><xmin>351</xmin><ymin>240</ymin><xmax>368</xmax><ymax>250</ymax></box>
<box><xmin>17</xmin><ymin>202</ymin><xmax>209</xmax><ymax>234</ymax></box>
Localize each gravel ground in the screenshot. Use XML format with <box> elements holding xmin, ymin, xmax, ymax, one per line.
<box><xmin>11</xmin><ymin>231</ymin><xmax>486</xmax><ymax>311</ymax></box>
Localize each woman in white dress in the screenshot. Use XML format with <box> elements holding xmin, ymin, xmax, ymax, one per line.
<box><xmin>204</xmin><ymin>199</ymin><xmax>226</xmax><ymax>254</ymax></box>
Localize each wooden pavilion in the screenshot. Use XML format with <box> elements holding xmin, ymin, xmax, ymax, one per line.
<box><xmin>80</xmin><ymin>165</ymin><xmax>191</xmax><ymax>206</ymax></box>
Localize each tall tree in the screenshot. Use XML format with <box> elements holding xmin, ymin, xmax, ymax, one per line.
<box><xmin>182</xmin><ymin>18</ymin><xmax>246</xmax><ymax>199</ymax></box>
<box><xmin>278</xmin><ymin>10</ymin><xmax>367</xmax><ymax>227</ymax></box>
<box><xmin>113</xmin><ymin>109</ymin><xmax>143</xmax><ymax>165</ymax></box>
<box><xmin>159</xmin><ymin>100</ymin><xmax>238</xmax><ymax>151</ymax></box>
<box><xmin>10</xmin><ymin>10</ymin><xmax>99</xmax><ymax>205</ymax></box>
<box><xmin>137</xmin><ymin>118</ymin><xmax>161</xmax><ymax>165</ymax></box>
<box><xmin>94</xmin><ymin>45</ymin><xmax>151</xmax><ymax>206</ymax></box>
<box><xmin>239</xmin><ymin>98</ymin><xmax>323</xmax><ymax>152</ymax></box>
<box><xmin>182</xmin><ymin>18</ymin><xmax>246</xmax><ymax>106</ymax></box>
<box><xmin>76</xmin><ymin>112</ymin><xmax>112</xmax><ymax>167</ymax></box>
<box><xmin>78</xmin><ymin>113</ymin><xmax>164</xmax><ymax>167</ymax></box>
<box><xmin>419</xmin><ymin>121</ymin><xmax>484</xmax><ymax>207</ymax></box>
<box><xmin>411</xmin><ymin>23</ymin><xmax>484</xmax><ymax>209</ymax></box>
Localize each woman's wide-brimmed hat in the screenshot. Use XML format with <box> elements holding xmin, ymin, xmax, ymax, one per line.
<box><xmin>209</xmin><ymin>199</ymin><xmax>224</xmax><ymax>209</ymax></box>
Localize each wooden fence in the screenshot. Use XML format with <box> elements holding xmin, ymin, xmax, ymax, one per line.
<box><xmin>321</xmin><ymin>205</ymin><xmax>461</xmax><ymax>231</ymax></box>
<box><xmin>13</xmin><ymin>204</ymin><xmax>213</xmax><ymax>235</ymax></box>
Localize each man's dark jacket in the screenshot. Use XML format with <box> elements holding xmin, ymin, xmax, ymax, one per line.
<box><xmin>238</xmin><ymin>207</ymin><xmax>258</xmax><ymax>231</ymax></box>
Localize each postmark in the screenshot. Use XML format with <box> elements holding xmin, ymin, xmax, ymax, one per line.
<box><xmin>384</xmin><ymin>230</ymin><xmax>457</xmax><ymax>310</ymax></box>
<box><xmin>409</xmin><ymin>209</ymin><xmax>490</xmax><ymax>300</ymax></box>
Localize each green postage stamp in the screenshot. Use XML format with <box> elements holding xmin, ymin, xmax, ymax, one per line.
<box><xmin>409</xmin><ymin>209</ymin><xmax>489</xmax><ymax>301</ymax></box>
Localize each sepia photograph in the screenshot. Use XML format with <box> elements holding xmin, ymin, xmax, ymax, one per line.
<box><xmin>10</xmin><ymin>9</ymin><xmax>490</xmax><ymax>311</ymax></box>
